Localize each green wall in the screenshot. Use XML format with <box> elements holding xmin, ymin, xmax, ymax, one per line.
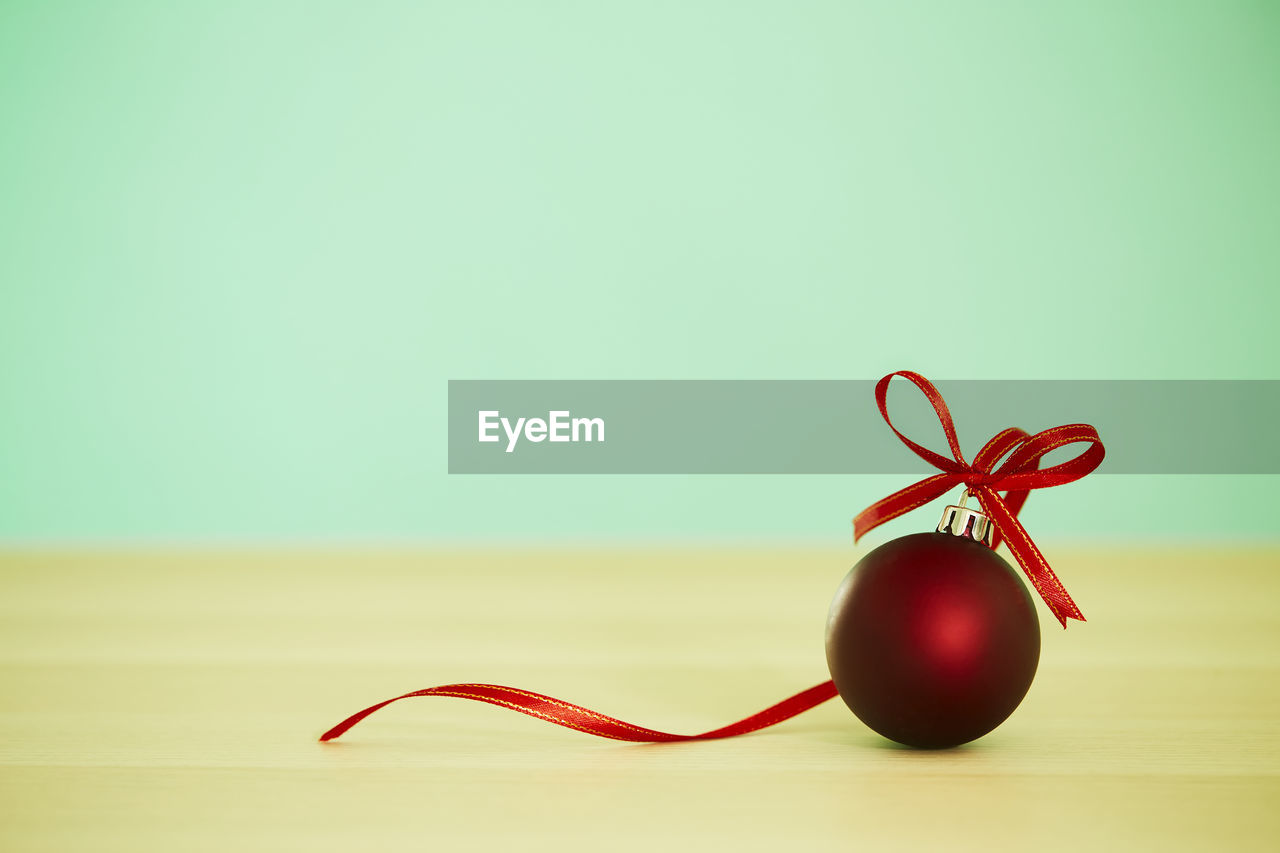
<box><xmin>2</xmin><ymin>1</ymin><xmax>1277</xmax><ymax>543</ymax></box>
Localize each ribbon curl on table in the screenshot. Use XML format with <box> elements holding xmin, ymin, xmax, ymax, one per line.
<box><xmin>320</xmin><ymin>371</ymin><xmax>1102</xmax><ymax>743</ymax></box>
<box><xmin>854</xmin><ymin>370</ymin><xmax>1105</xmax><ymax>627</ymax></box>
<box><xmin>320</xmin><ymin>681</ymin><xmax>838</xmax><ymax>743</ymax></box>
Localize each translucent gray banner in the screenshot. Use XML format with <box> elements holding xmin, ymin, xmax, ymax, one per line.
<box><xmin>447</xmin><ymin>381</ymin><xmax>1279</xmax><ymax>474</ymax></box>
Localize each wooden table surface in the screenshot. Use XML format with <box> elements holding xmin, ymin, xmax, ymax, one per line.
<box><xmin>2</xmin><ymin>545</ymin><xmax>1278</xmax><ymax>851</ymax></box>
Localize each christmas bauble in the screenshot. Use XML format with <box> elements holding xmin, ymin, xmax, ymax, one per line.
<box><xmin>825</xmin><ymin>523</ymin><xmax>1040</xmax><ymax>749</ymax></box>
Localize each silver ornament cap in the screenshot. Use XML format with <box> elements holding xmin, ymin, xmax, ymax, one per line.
<box><xmin>937</xmin><ymin>498</ymin><xmax>995</xmax><ymax>548</ymax></box>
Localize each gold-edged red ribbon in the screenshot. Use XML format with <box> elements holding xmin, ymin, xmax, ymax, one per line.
<box><xmin>853</xmin><ymin>371</ymin><xmax>1105</xmax><ymax>626</ymax></box>
<box><xmin>320</xmin><ymin>681</ymin><xmax>838</xmax><ymax>743</ymax></box>
<box><xmin>320</xmin><ymin>371</ymin><xmax>1103</xmax><ymax>743</ymax></box>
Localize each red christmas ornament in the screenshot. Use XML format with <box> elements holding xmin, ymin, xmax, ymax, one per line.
<box><xmin>823</xmin><ymin>370</ymin><xmax>1103</xmax><ymax>749</ymax></box>
<box><xmin>318</xmin><ymin>371</ymin><xmax>1103</xmax><ymax>751</ymax></box>
<box><xmin>825</xmin><ymin>503</ymin><xmax>1040</xmax><ymax>749</ymax></box>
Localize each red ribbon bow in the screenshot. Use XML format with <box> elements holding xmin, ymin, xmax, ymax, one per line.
<box><xmin>854</xmin><ymin>371</ymin><xmax>1105</xmax><ymax>627</ymax></box>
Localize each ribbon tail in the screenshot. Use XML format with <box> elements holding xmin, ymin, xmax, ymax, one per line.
<box><xmin>976</xmin><ymin>489</ymin><xmax>1085</xmax><ymax>628</ymax></box>
<box><xmin>988</xmin><ymin>489</ymin><xmax>1030</xmax><ymax>551</ymax></box>
<box><xmin>320</xmin><ymin>681</ymin><xmax>839</xmax><ymax>743</ymax></box>
<box><xmin>853</xmin><ymin>473</ymin><xmax>960</xmax><ymax>542</ymax></box>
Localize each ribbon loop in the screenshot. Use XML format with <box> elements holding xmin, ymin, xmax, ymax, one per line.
<box><xmin>853</xmin><ymin>372</ymin><xmax>1104</xmax><ymax>627</ymax></box>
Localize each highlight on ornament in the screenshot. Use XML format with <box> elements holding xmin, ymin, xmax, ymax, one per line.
<box><xmin>320</xmin><ymin>371</ymin><xmax>1104</xmax><ymax>749</ymax></box>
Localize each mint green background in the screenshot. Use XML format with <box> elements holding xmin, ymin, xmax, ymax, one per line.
<box><xmin>2</xmin><ymin>2</ymin><xmax>1277</xmax><ymax>543</ymax></box>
